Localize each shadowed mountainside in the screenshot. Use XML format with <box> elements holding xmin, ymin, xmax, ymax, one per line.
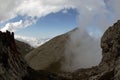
<box><xmin>15</xmin><ymin>40</ymin><xmax>34</xmax><ymax>56</ymax></box>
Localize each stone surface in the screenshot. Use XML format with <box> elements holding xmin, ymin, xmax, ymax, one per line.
<box><xmin>0</xmin><ymin>31</ymin><xmax>28</xmax><ymax>80</ymax></box>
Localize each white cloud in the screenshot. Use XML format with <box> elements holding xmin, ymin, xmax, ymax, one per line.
<box><xmin>1</xmin><ymin>20</ymin><xmax>23</xmax><ymax>32</ymax></box>
<box><xmin>15</xmin><ymin>35</ymin><xmax>50</xmax><ymax>47</ymax></box>
<box><xmin>0</xmin><ymin>0</ymin><xmax>120</xmax><ymax>26</ymax></box>
<box><xmin>16</xmin><ymin>0</ymin><xmax>73</xmax><ymax>17</ymax></box>
<box><xmin>62</xmin><ymin>9</ymin><xmax>68</xmax><ymax>14</ymax></box>
<box><xmin>0</xmin><ymin>0</ymin><xmax>110</xmax><ymax>32</ymax></box>
<box><xmin>0</xmin><ymin>0</ymin><xmax>74</xmax><ymax>23</ymax></box>
<box><xmin>1</xmin><ymin>18</ymin><xmax>36</xmax><ymax>32</ymax></box>
<box><xmin>1</xmin><ymin>0</ymin><xmax>119</xmax><ymax>33</ymax></box>
<box><xmin>0</xmin><ymin>0</ymin><xmax>74</xmax><ymax>32</ymax></box>
<box><xmin>0</xmin><ymin>0</ymin><xmax>22</xmax><ymax>22</ymax></box>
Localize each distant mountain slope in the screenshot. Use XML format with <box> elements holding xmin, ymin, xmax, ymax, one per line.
<box><xmin>15</xmin><ymin>35</ymin><xmax>50</xmax><ymax>47</ymax></box>
<box><xmin>25</xmin><ymin>31</ymin><xmax>70</xmax><ymax>72</ymax></box>
<box><xmin>15</xmin><ymin>40</ymin><xmax>34</xmax><ymax>56</ymax></box>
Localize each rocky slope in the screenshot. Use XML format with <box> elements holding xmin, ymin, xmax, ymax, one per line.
<box><xmin>25</xmin><ymin>32</ymin><xmax>69</xmax><ymax>72</ymax></box>
<box><xmin>25</xmin><ymin>28</ymin><xmax>77</xmax><ymax>72</ymax></box>
<box><xmin>15</xmin><ymin>40</ymin><xmax>34</xmax><ymax>56</ymax></box>
<box><xmin>0</xmin><ymin>31</ymin><xmax>70</xmax><ymax>80</ymax></box>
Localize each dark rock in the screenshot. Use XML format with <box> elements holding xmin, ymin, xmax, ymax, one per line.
<box><xmin>0</xmin><ymin>31</ymin><xmax>28</xmax><ymax>80</ymax></box>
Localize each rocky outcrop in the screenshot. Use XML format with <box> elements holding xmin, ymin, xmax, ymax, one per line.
<box><xmin>0</xmin><ymin>31</ymin><xmax>29</xmax><ymax>80</ymax></box>
<box><xmin>100</xmin><ymin>20</ymin><xmax>120</xmax><ymax>80</ymax></box>
<box><xmin>0</xmin><ymin>31</ymin><xmax>70</xmax><ymax>80</ymax></box>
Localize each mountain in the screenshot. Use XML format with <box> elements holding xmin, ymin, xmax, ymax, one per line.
<box><xmin>25</xmin><ymin>31</ymin><xmax>70</xmax><ymax>72</ymax></box>
<box><xmin>15</xmin><ymin>35</ymin><xmax>50</xmax><ymax>47</ymax></box>
<box><xmin>15</xmin><ymin>40</ymin><xmax>34</xmax><ymax>56</ymax></box>
<box><xmin>0</xmin><ymin>31</ymin><xmax>70</xmax><ymax>80</ymax></box>
<box><xmin>25</xmin><ymin>28</ymin><xmax>78</xmax><ymax>72</ymax></box>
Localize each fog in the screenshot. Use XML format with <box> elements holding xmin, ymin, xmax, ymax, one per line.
<box><xmin>61</xmin><ymin>0</ymin><xmax>120</xmax><ymax>72</ymax></box>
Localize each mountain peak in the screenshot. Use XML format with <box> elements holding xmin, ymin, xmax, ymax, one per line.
<box><xmin>0</xmin><ymin>31</ymin><xmax>17</xmax><ymax>50</ymax></box>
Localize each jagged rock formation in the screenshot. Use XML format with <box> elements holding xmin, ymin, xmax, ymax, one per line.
<box><xmin>0</xmin><ymin>31</ymin><xmax>29</xmax><ymax>80</ymax></box>
<box><xmin>0</xmin><ymin>31</ymin><xmax>70</xmax><ymax>80</ymax></box>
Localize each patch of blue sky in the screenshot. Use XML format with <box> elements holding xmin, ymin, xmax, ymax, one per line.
<box><xmin>16</xmin><ymin>8</ymin><xmax>78</xmax><ymax>38</ymax></box>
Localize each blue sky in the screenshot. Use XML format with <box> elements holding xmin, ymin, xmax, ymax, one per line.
<box><xmin>0</xmin><ymin>9</ymin><xmax>78</xmax><ymax>39</ymax></box>
<box><xmin>16</xmin><ymin>9</ymin><xmax>78</xmax><ymax>38</ymax></box>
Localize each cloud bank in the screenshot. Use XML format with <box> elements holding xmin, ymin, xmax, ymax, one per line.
<box><xmin>15</xmin><ymin>35</ymin><xmax>50</xmax><ymax>47</ymax></box>
<box><xmin>1</xmin><ymin>20</ymin><xmax>23</xmax><ymax>32</ymax></box>
<box><xmin>1</xmin><ymin>0</ymin><xmax>119</xmax><ymax>33</ymax></box>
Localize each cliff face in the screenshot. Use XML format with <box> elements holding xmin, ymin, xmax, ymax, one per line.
<box><xmin>100</xmin><ymin>20</ymin><xmax>120</xmax><ymax>80</ymax></box>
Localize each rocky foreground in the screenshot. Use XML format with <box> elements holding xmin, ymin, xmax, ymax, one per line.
<box><xmin>0</xmin><ymin>20</ymin><xmax>120</xmax><ymax>80</ymax></box>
